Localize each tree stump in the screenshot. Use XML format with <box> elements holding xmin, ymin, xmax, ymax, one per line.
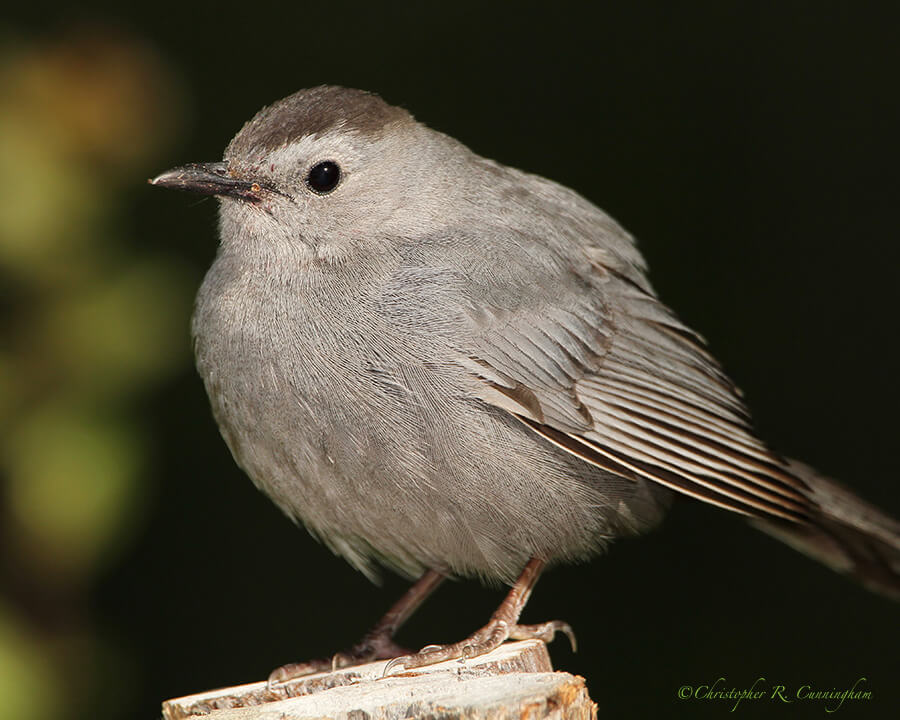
<box><xmin>161</xmin><ymin>639</ymin><xmax>595</xmax><ymax>720</ymax></box>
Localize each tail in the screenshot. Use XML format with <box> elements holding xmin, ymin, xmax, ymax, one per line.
<box><xmin>751</xmin><ymin>459</ymin><xmax>900</xmax><ymax>600</ymax></box>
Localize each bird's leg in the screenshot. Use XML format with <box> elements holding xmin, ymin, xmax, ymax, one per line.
<box><xmin>383</xmin><ymin>557</ymin><xmax>575</xmax><ymax>675</ymax></box>
<box><xmin>267</xmin><ymin>569</ymin><xmax>445</xmax><ymax>686</ymax></box>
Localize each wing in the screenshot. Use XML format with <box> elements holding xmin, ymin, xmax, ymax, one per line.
<box><xmin>458</xmin><ymin>227</ymin><xmax>814</xmax><ymax>524</ymax></box>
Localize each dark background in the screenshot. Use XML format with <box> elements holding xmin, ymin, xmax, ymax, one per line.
<box><xmin>2</xmin><ymin>2</ymin><xmax>898</xmax><ymax>719</ymax></box>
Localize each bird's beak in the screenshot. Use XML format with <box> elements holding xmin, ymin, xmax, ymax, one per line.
<box><xmin>149</xmin><ymin>162</ymin><xmax>263</xmax><ymax>202</ymax></box>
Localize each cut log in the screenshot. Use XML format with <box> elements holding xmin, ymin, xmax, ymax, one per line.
<box><xmin>161</xmin><ymin>639</ymin><xmax>595</xmax><ymax>720</ymax></box>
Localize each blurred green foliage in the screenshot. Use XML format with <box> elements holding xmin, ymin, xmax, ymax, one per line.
<box><xmin>0</xmin><ymin>26</ymin><xmax>191</xmax><ymax>720</ymax></box>
<box><xmin>0</xmin><ymin>600</ymin><xmax>59</xmax><ymax>720</ymax></box>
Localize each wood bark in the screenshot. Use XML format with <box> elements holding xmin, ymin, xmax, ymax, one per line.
<box><xmin>161</xmin><ymin>640</ymin><xmax>596</xmax><ymax>720</ymax></box>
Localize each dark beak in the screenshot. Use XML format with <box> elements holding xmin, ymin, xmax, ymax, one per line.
<box><xmin>149</xmin><ymin>162</ymin><xmax>262</xmax><ymax>202</ymax></box>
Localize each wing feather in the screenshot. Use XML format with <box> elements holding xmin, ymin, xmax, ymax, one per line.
<box><xmin>464</xmin><ymin>245</ymin><xmax>814</xmax><ymax>523</ymax></box>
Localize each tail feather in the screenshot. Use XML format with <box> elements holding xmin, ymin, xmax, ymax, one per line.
<box><xmin>752</xmin><ymin>460</ymin><xmax>900</xmax><ymax>600</ymax></box>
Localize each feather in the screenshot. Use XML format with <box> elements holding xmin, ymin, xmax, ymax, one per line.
<box><xmin>466</xmin><ymin>249</ymin><xmax>815</xmax><ymax>524</ymax></box>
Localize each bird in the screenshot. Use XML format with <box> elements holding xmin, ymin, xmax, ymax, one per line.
<box><xmin>150</xmin><ymin>85</ymin><xmax>900</xmax><ymax>683</ymax></box>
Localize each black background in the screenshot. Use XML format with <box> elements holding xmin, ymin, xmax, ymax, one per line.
<box><xmin>7</xmin><ymin>2</ymin><xmax>900</xmax><ymax>718</ymax></box>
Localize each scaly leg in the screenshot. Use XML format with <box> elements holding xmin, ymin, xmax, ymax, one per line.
<box><xmin>268</xmin><ymin>568</ymin><xmax>445</xmax><ymax>686</ymax></box>
<box><xmin>383</xmin><ymin>557</ymin><xmax>575</xmax><ymax>675</ymax></box>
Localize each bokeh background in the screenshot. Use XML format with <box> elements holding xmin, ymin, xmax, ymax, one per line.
<box><xmin>1</xmin><ymin>3</ymin><xmax>898</xmax><ymax>719</ymax></box>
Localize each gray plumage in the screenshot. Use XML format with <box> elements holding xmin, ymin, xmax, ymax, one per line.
<box><xmin>161</xmin><ymin>86</ymin><xmax>899</xmax><ymax>596</ymax></box>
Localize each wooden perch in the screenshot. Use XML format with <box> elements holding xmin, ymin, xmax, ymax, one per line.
<box><xmin>161</xmin><ymin>639</ymin><xmax>596</xmax><ymax>720</ymax></box>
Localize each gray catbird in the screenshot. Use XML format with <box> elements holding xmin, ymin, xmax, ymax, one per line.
<box><xmin>151</xmin><ymin>85</ymin><xmax>900</xmax><ymax>682</ymax></box>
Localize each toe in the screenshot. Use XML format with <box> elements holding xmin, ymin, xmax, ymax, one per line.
<box><xmin>267</xmin><ymin>660</ymin><xmax>318</xmax><ymax>689</ymax></box>
<box><xmin>508</xmin><ymin>620</ymin><xmax>576</xmax><ymax>651</ymax></box>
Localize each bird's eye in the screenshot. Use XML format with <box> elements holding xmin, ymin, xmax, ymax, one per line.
<box><xmin>306</xmin><ymin>161</ymin><xmax>341</xmax><ymax>194</ymax></box>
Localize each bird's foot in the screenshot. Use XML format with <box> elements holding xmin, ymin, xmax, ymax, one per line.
<box><xmin>267</xmin><ymin>634</ymin><xmax>412</xmax><ymax>688</ymax></box>
<box><xmin>267</xmin><ymin>570</ymin><xmax>445</xmax><ymax>689</ymax></box>
<box><xmin>382</xmin><ymin>618</ymin><xmax>575</xmax><ymax>676</ymax></box>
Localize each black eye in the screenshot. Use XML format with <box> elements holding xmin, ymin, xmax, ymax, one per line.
<box><xmin>306</xmin><ymin>161</ymin><xmax>341</xmax><ymax>194</ymax></box>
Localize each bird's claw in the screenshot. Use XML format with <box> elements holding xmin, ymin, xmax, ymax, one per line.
<box><xmin>380</xmin><ymin>617</ymin><xmax>574</xmax><ymax>676</ymax></box>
